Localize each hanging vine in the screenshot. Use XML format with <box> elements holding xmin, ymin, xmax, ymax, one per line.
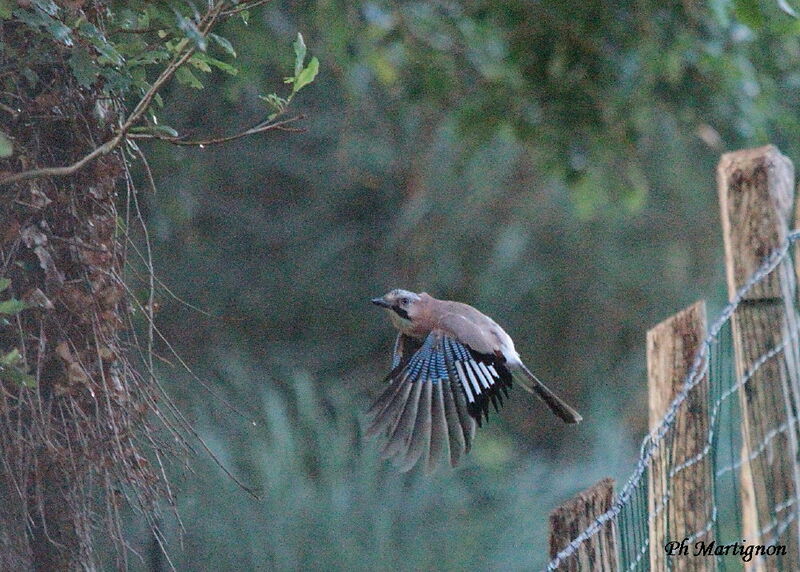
<box><xmin>0</xmin><ymin>1</ymin><xmax>317</xmax><ymax>568</ymax></box>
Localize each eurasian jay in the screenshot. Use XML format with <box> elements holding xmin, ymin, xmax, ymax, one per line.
<box><xmin>367</xmin><ymin>289</ymin><xmax>582</xmax><ymax>472</ymax></box>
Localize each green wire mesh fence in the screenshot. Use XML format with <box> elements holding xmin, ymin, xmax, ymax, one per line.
<box><xmin>548</xmin><ymin>146</ymin><xmax>800</xmax><ymax>571</ymax></box>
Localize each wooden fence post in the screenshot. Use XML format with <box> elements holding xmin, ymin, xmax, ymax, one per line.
<box><xmin>549</xmin><ymin>478</ymin><xmax>618</xmax><ymax>571</ymax></box>
<box><xmin>718</xmin><ymin>145</ymin><xmax>800</xmax><ymax>569</ymax></box>
<box><xmin>647</xmin><ymin>301</ymin><xmax>713</xmax><ymax>571</ymax></box>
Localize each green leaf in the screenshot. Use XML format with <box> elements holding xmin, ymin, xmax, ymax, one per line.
<box><xmin>14</xmin><ymin>6</ymin><xmax>73</xmax><ymax>46</ymax></box>
<box><xmin>202</xmin><ymin>55</ymin><xmax>238</xmax><ymax>76</ymax></box>
<box><xmin>0</xmin><ymin>353</ymin><xmax>36</xmax><ymax>387</ymax></box>
<box><xmin>127</xmin><ymin>48</ymin><xmax>171</xmax><ymax>67</ymax></box>
<box><xmin>733</xmin><ymin>0</ymin><xmax>765</xmax><ymax>28</ymax></box>
<box><xmin>12</xmin><ymin>370</ymin><xmax>37</xmax><ymax>387</ymax></box>
<box><xmin>0</xmin><ymin>0</ymin><xmax>12</xmax><ymax>19</ymax></box>
<box><xmin>99</xmin><ymin>68</ymin><xmax>132</xmax><ymax>94</ymax></box>
<box><xmin>259</xmin><ymin>93</ymin><xmax>287</xmax><ymax>113</ymax></box>
<box><xmin>210</xmin><ymin>33</ymin><xmax>236</xmax><ymax>57</ymax></box>
<box><xmin>154</xmin><ymin>124</ymin><xmax>179</xmax><ymax>137</ymax></box>
<box><xmin>69</xmin><ymin>47</ymin><xmax>99</xmax><ymax>88</ymax></box>
<box><xmin>31</xmin><ymin>0</ymin><xmax>58</xmax><ymax>16</ymax></box>
<box><xmin>239</xmin><ymin>10</ymin><xmax>249</xmax><ymax>25</ymax></box>
<box><xmin>0</xmin><ymin>278</ymin><xmax>9</xmax><ymax>292</ymax></box>
<box><xmin>0</xmin><ymin>299</ymin><xmax>27</xmax><ymax>315</ymax></box>
<box><xmin>0</xmin><ymin>348</ymin><xmax>36</xmax><ymax>387</ymax></box>
<box><xmin>130</xmin><ymin>124</ymin><xmax>180</xmax><ymax>137</ymax></box>
<box><xmin>175</xmin><ymin>66</ymin><xmax>204</xmax><ymax>89</ymax></box>
<box><xmin>293</xmin><ymin>33</ymin><xmax>307</xmax><ymax>78</ymax></box>
<box><xmin>189</xmin><ymin>55</ymin><xmax>212</xmax><ymax>73</ymax></box>
<box><xmin>0</xmin><ymin>348</ymin><xmax>20</xmax><ymax>365</ymax></box>
<box><xmin>42</xmin><ymin>13</ymin><xmax>73</xmax><ymax>45</ymax></box>
<box><xmin>78</xmin><ymin>21</ymin><xmax>123</xmax><ymax>66</ymax></box>
<box><xmin>293</xmin><ymin>57</ymin><xmax>319</xmax><ymax>94</ymax></box>
<box><xmin>115</xmin><ymin>8</ymin><xmax>140</xmax><ymax>30</ymax></box>
<box><xmin>189</xmin><ymin>52</ymin><xmax>239</xmax><ymax>77</ymax></box>
<box><xmin>0</xmin><ymin>131</ymin><xmax>12</xmax><ymax>158</ymax></box>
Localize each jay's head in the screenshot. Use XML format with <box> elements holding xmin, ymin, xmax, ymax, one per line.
<box><xmin>371</xmin><ymin>289</ymin><xmax>422</xmax><ymax>330</ymax></box>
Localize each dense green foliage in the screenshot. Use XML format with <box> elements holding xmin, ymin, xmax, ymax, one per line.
<box><xmin>0</xmin><ymin>277</ymin><xmax>33</xmax><ymax>388</ymax></box>
<box><xmin>0</xmin><ymin>1</ymin><xmax>317</xmax><ymax>154</ymax></box>
<box><xmin>7</xmin><ymin>0</ymin><xmax>799</xmax><ymax>568</ymax></box>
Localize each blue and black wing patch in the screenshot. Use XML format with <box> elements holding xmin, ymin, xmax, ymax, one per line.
<box><xmin>365</xmin><ymin>332</ymin><xmax>513</xmax><ymax>472</ymax></box>
<box><xmin>441</xmin><ymin>336</ymin><xmax>513</xmax><ymax>426</ymax></box>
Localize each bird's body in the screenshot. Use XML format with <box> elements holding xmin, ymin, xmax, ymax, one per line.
<box><xmin>388</xmin><ymin>293</ymin><xmax>520</xmax><ymax>360</ymax></box>
<box><xmin>368</xmin><ymin>289</ymin><xmax>581</xmax><ymax>473</ymax></box>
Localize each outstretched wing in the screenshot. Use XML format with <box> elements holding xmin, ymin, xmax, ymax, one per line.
<box><xmin>365</xmin><ymin>332</ymin><xmax>513</xmax><ymax>472</ymax></box>
<box><xmin>441</xmin><ymin>336</ymin><xmax>513</xmax><ymax>426</ymax></box>
<box><xmin>390</xmin><ymin>332</ymin><xmax>423</xmax><ymax>371</ymax></box>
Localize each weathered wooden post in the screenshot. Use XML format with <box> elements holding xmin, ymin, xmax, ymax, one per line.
<box><xmin>647</xmin><ymin>301</ymin><xmax>713</xmax><ymax>571</ymax></box>
<box><xmin>549</xmin><ymin>478</ymin><xmax>618</xmax><ymax>571</ymax></box>
<box><xmin>718</xmin><ymin>145</ymin><xmax>800</xmax><ymax>569</ymax></box>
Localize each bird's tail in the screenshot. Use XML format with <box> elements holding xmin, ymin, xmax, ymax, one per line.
<box><xmin>514</xmin><ymin>364</ymin><xmax>582</xmax><ymax>424</ymax></box>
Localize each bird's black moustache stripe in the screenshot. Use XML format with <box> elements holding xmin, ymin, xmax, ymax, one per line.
<box><xmin>392</xmin><ymin>306</ymin><xmax>410</xmax><ymax>320</ymax></box>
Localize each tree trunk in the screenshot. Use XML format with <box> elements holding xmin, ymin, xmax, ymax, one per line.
<box><xmin>1</xmin><ymin>6</ymin><xmax>160</xmax><ymax>569</ymax></box>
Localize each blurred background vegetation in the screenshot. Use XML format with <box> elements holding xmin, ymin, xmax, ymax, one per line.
<box><xmin>119</xmin><ymin>0</ymin><xmax>800</xmax><ymax>569</ymax></box>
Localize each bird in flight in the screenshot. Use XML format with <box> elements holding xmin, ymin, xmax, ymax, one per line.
<box><xmin>367</xmin><ymin>289</ymin><xmax>582</xmax><ymax>473</ymax></box>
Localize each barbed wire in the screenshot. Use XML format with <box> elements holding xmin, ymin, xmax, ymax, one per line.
<box><xmin>546</xmin><ymin>229</ymin><xmax>800</xmax><ymax>571</ymax></box>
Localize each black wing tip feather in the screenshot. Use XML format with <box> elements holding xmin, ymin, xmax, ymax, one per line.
<box><xmin>367</xmin><ymin>332</ymin><xmax>518</xmax><ymax>472</ymax></box>
<box><xmin>462</xmin><ymin>347</ymin><xmax>513</xmax><ymax>426</ymax></box>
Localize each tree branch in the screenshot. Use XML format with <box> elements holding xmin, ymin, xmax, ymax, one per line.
<box><xmin>127</xmin><ymin>115</ymin><xmax>306</xmax><ymax>147</ymax></box>
<box><xmin>0</xmin><ymin>1</ymin><xmax>228</xmax><ymax>187</ymax></box>
<box><xmin>220</xmin><ymin>0</ymin><xmax>275</xmax><ymax>17</ymax></box>
<box><xmin>0</xmin><ymin>102</ymin><xmax>19</xmax><ymax>117</ymax></box>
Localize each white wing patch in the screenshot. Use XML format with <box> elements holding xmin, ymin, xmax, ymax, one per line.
<box><xmin>476</xmin><ymin>362</ymin><xmax>494</xmax><ymax>389</ymax></box>
<box><xmin>440</xmin><ymin>334</ymin><xmax>514</xmax><ymax>426</ymax></box>
<box><xmin>456</xmin><ymin>358</ymin><xmax>502</xmax><ymax>399</ymax></box>
<box><xmin>455</xmin><ymin>361</ymin><xmax>475</xmax><ymax>403</ymax></box>
<box><xmin>464</xmin><ymin>361</ymin><xmax>482</xmax><ymax>399</ymax></box>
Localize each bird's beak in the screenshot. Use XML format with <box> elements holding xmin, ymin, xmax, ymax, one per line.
<box><xmin>371</xmin><ymin>297</ymin><xmax>391</xmax><ymax>308</ymax></box>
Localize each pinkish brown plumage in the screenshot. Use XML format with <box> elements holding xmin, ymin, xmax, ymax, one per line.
<box><xmin>368</xmin><ymin>289</ymin><xmax>581</xmax><ymax>472</ymax></box>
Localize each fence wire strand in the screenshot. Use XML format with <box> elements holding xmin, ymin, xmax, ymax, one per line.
<box><xmin>546</xmin><ymin>230</ymin><xmax>800</xmax><ymax>571</ymax></box>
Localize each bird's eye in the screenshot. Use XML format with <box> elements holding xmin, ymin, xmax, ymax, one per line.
<box><xmin>400</xmin><ymin>298</ymin><xmax>409</xmax><ymax>305</ymax></box>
